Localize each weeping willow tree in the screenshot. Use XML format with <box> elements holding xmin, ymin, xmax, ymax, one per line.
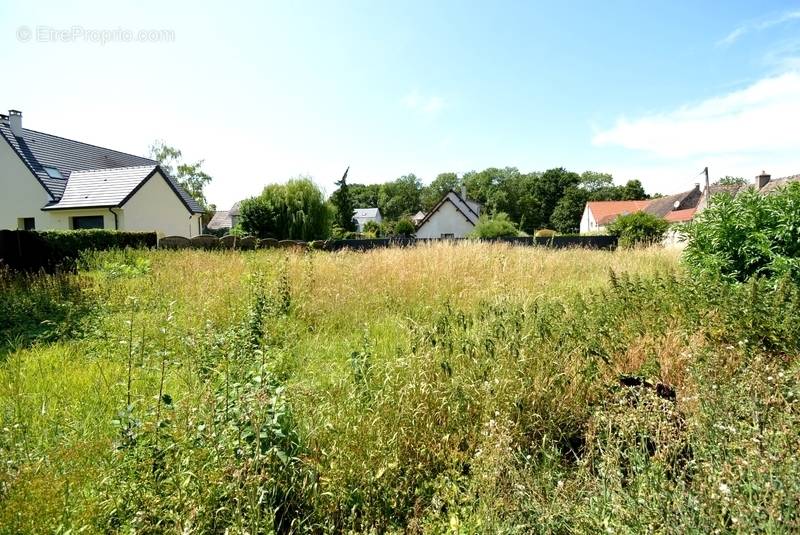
<box><xmin>239</xmin><ymin>177</ymin><xmax>332</xmax><ymax>240</ymax></box>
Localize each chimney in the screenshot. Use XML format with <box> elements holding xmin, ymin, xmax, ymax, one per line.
<box><xmin>756</xmin><ymin>170</ymin><xmax>770</xmax><ymax>190</ymax></box>
<box><xmin>8</xmin><ymin>110</ymin><xmax>22</xmax><ymax>137</ymax></box>
<box><xmin>461</xmin><ymin>185</ymin><xmax>468</xmax><ymax>200</ymax></box>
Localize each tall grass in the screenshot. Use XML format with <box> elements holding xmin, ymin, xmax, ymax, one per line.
<box><xmin>1</xmin><ymin>243</ymin><xmax>798</xmax><ymax>533</ymax></box>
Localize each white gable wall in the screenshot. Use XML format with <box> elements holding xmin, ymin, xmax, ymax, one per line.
<box><xmin>415</xmin><ymin>200</ymin><xmax>475</xmax><ymax>238</ymax></box>
<box><xmin>0</xmin><ymin>137</ymin><xmax>60</xmax><ymax>230</ymax></box>
<box><xmin>119</xmin><ymin>171</ymin><xmax>201</xmax><ymax>237</ymax></box>
<box><xmin>579</xmin><ymin>205</ymin><xmax>597</xmax><ymax>234</ymax></box>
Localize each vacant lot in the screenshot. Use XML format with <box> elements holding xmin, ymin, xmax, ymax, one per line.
<box><xmin>2</xmin><ymin>243</ymin><xmax>799</xmax><ymax>533</ymax></box>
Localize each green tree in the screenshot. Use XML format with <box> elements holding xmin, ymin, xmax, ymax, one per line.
<box><xmin>331</xmin><ymin>167</ymin><xmax>356</xmax><ymax>232</ymax></box>
<box><xmin>714</xmin><ymin>176</ymin><xmax>748</xmax><ymax>186</ymax></box>
<box><xmin>620</xmin><ymin>179</ymin><xmax>647</xmax><ymax>200</ymax></box>
<box><xmin>379</xmin><ymin>174</ymin><xmax>422</xmax><ymax>220</ymax></box>
<box><xmin>421</xmin><ymin>172</ymin><xmax>460</xmax><ymax>211</ymax></box>
<box><xmin>607</xmin><ymin>212</ymin><xmax>668</xmax><ymax>248</ymax></box>
<box><xmin>239</xmin><ymin>177</ymin><xmax>331</xmax><ymax>240</ymax></box>
<box><xmin>580</xmin><ymin>171</ymin><xmax>615</xmax><ymax>192</ymax></box>
<box><xmin>528</xmin><ymin>168</ymin><xmax>580</xmax><ymax>231</ymax></box>
<box><xmin>149</xmin><ymin>140</ymin><xmax>213</xmax><ymax>210</ymax></box>
<box><xmin>468</xmin><ymin>212</ymin><xmax>519</xmax><ymax>239</ymax></box>
<box><xmin>550</xmin><ymin>187</ymin><xmax>589</xmax><ymax>233</ymax></box>
<box><xmin>350</xmin><ymin>184</ymin><xmax>381</xmax><ymax>208</ymax></box>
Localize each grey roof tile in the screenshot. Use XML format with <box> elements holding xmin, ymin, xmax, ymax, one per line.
<box><xmin>354</xmin><ymin>208</ymin><xmax>380</xmax><ymax>218</ymax></box>
<box><xmin>207</xmin><ymin>210</ymin><xmax>232</xmax><ymax>230</ymax></box>
<box><xmin>43</xmin><ymin>165</ymin><xmax>156</xmax><ymax>210</ymax></box>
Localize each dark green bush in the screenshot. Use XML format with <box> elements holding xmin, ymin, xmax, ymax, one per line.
<box><xmin>393</xmin><ymin>218</ymin><xmax>416</xmax><ymax>237</ymax></box>
<box><xmin>684</xmin><ymin>183</ymin><xmax>800</xmax><ymax>283</ymax></box>
<box><xmin>607</xmin><ymin>211</ymin><xmax>668</xmax><ymax>248</ymax></box>
<box><xmin>39</xmin><ymin>230</ymin><xmax>156</xmax><ymax>254</ymax></box>
<box><xmin>0</xmin><ymin>230</ymin><xmax>156</xmax><ymax>272</ymax></box>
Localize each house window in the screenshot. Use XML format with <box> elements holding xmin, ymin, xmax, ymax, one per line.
<box><xmin>441</xmin><ymin>233</ymin><xmax>455</xmax><ymax>239</ymax></box>
<box><xmin>71</xmin><ymin>215</ymin><xmax>105</xmax><ymax>229</ymax></box>
<box><xmin>17</xmin><ymin>217</ymin><xmax>35</xmax><ymax>230</ymax></box>
<box><xmin>43</xmin><ymin>166</ymin><xmax>63</xmax><ymax>179</ymax></box>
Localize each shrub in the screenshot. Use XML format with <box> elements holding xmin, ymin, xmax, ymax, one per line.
<box><xmin>683</xmin><ymin>182</ymin><xmax>800</xmax><ymax>283</ymax></box>
<box><xmin>607</xmin><ymin>212</ymin><xmax>668</xmax><ymax>248</ymax></box>
<box><xmin>468</xmin><ymin>212</ymin><xmax>518</xmax><ymax>239</ymax></box>
<box><xmin>393</xmin><ymin>218</ymin><xmax>416</xmax><ymax>237</ymax></box>
<box><xmin>0</xmin><ymin>230</ymin><xmax>156</xmax><ymax>272</ymax></box>
<box><xmin>362</xmin><ymin>220</ymin><xmax>382</xmax><ymax>236</ymax></box>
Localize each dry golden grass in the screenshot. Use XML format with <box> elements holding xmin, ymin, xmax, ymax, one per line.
<box><xmin>281</xmin><ymin>242</ymin><xmax>680</xmax><ymax>328</ymax></box>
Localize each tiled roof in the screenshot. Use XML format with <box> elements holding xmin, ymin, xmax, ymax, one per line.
<box><xmin>759</xmin><ymin>174</ymin><xmax>800</xmax><ymax>195</ymax></box>
<box><xmin>354</xmin><ymin>208</ymin><xmax>380</xmax><ymax>218</ymax></box>
<box><xmin>43</xmin><ymin>165</ymin><xmax>156</xmax><ymax>210</ymax></box>
<box><xmin>587</xmin><ymin>200</ymin><xmax>652</xmax><ymax>226</ymax></box>
<box><xmin>664</xmin><ymin>207</ymin><xmax>696</xmax><ymax>222</ymax></box>
<box><xmin>707</xmin><ymin>182</ymin><xmax>752</xmax><ymax>198</ymax></box>
<box><xmin>644</xmin><ymin>186</ymin><xmax>701</xmax><ymax>218</ymax></box>
<box><xmin>207</xmin><ymin>210</ymin><xmax>232</xmax><ymax>230</ymax></box>
<box><xmin>0</xmin><ymin>121</ymin><xmax>204</xmax><ymax>213</ymax></box>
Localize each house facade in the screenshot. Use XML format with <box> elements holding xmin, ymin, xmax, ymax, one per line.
<box><xmin>415</xmin><ymin>188</ymin><xmax>481</xmax><ymax>239</ymax></box>
<box><xmin>0</xmin><ymin>110</ymin><xmax>204</xmax><ymax>237</ymax></box>
<box><xmin>580</xmin><ymin>200</ymin><xmax>651</xmax><ymax>233</ymax></box>
<box><xmin>353</xmin><ymin>208</ymin><xmax>382</xmax><ymax>231</ymax></box>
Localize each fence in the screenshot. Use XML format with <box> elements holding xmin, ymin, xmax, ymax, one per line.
<box><xmin>155</xmin><ymin>234</ymin><xmax>617</xmax><ymax>251</ymax></box>
<box><xmin>319</xmin><ymin>235</ymin><xmax>617</xmax><ymax>251</ymax></box>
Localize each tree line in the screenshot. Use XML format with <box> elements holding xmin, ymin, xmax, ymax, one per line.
<box><xmin>145</xmin><ymin>143</ymin><xmax>653</xmax><ymax>240</ymax></box>
<box><xmin>330</xmin><ymin>167</ymin><xmax>650</xmax><ymax>235</ymax></box>
<box><xmin>231</xmin><ymin>167</ymin><xmax>651</xmax><ymax>240</ymax></box>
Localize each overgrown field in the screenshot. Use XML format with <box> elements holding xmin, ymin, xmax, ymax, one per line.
<box><xmin>2</xmin><ymin>243</ymin><xmax>799</xmax><ymax>533</ymax></box>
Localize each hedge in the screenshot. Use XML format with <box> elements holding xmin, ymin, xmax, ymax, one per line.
<box><xmin>0</xmin><ymin>230</ymin><xmax>157</xmax><ymax>272</ymax></box>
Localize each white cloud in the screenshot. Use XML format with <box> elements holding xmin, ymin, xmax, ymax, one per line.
<box><xmin>402</xmin><ymin>90</ymin><xmax>445</xmax><ymax>114</ymax></box>
<box><xmin>592</xmin><ymin>72</ymin><xmax>800</xmax><ymax>158</ymax></box>
<box><xmin>718</xmin><ymin>10</ymin><xmax>800</xmax><ymax>47</ymax></box>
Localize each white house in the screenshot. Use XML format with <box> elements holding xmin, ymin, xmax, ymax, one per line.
<box><xmin>0</xmin><ymin>109</ymin><xmax>204</xmax><ymax>237</ymax></box>
<box><xmin>579</xmin><ymin>200</ymin><xmax>652</xmax><ymax>234</ymax></box>
<box><xmin>580</xmin><ymin>185</ymin><xmax>703</xmax><ymax>234</ymax></box>
<box><xmin>415</xmin><ymin>188</ymin><xmax>481</xmax><ymax>239</ymax></box>
<box><xmin>353</xmin><ymin>207</ymin><xmax>382</xmax><ymax>231</ymax></box>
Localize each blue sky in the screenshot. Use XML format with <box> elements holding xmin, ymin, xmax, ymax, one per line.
<box><xmin>2</xmin><ymin>0</ymin><xmax>799</xmax><ymax>208</ymax></box>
